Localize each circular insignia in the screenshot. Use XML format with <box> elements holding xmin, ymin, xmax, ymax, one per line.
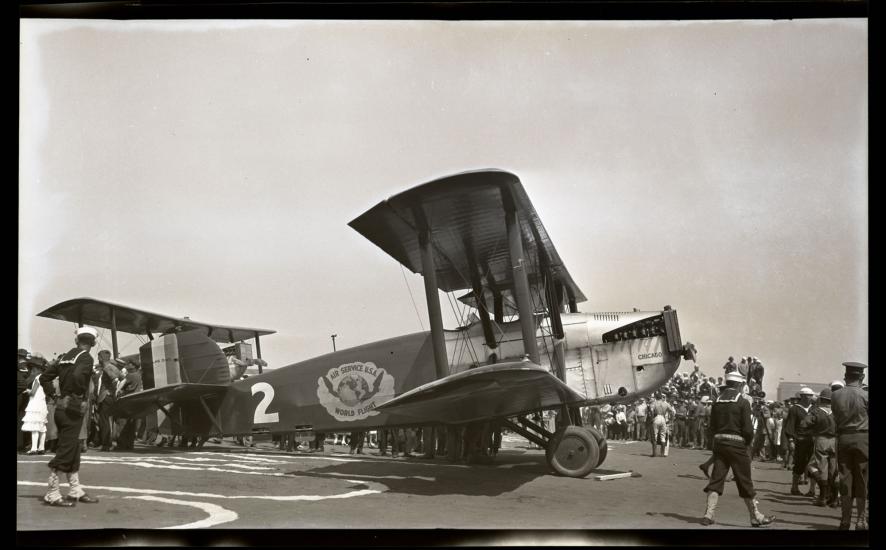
<box><xmin>316</xmin><ymin>361</ymin><xmax>395</xmax><ymax>421</ymax></box>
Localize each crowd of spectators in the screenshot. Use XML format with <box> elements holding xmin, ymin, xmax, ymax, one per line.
<box><xmin>581</xmin><ymin>357</ymin><xmax>770</xmax><ymax>451</ymax></box>
<box><xmin>18</xmin><ymin>347</ymin><xmax>144</xmax><ymax>455</ymax></box>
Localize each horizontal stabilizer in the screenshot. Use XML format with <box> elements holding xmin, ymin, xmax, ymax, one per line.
<box><xmin>376</xmin><ymin>361</ymin><xmax>586</xmax><ymax>424</ymax></box>
<box><xmin>112</xmin><ymin>383</ymin><xmax>229</xmax><ymax>418</ymax></box>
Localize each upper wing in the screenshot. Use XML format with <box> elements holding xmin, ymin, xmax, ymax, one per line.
<box><xmin>37</xmin><ymin>297</ymin><xmax>275</xmax><ymax>343</ymax></box>
<box><xmin>375</xmin><ymin>361</ymin><xmax>586</xmax><ymax>424</ymax></box>
<box><xmin>112</xmin><ymin>383</ymin><xmax>229</xmax><ymax>418</ymax></box>
<box><xmin>348</xmin><ymin>169</ymin><xmax>587</xmax><ymax>306</ymax></box>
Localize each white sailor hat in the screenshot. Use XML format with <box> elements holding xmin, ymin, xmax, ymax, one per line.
<box><xmin>798</xmin><ymin>387</ymin><xmax>815</xmax><ymax>396</ymax></box>
<box><xmin>830</xmin><ymin>380</ymin><xmax>846</xmax><ymax>389</ymax></box>
<box><xmin>700</xmin><ymin>396</ymin><xmax>710</xmax><ymax>403</ymax></box>
<box><xmin>75</xmin><ymin>326</ymin><xmax>98</xmax><ymax>339</ymax></box>
<box><xmin>725</xmin><ymin>371</ymin><xmax>744</xmax><ymax>383</ymax></box>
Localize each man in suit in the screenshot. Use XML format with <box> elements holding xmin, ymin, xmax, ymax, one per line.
<box><xmin>115</xmin><ymin>360</ymin><xmax>143</xmax><ymax>451</ymax></box>
<box><xmin>93</xmin><ymin>350</ymin><xmax>123</xmax><ymax>452</ymax></box>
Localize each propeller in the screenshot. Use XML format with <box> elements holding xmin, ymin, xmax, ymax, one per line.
<box><xmin>682</xmin><ymin>342</ymin><xmax>698</xmax><ymax>362</ymax></box>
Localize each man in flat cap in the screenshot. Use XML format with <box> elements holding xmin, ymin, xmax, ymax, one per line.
<box><xmin>831</xmin><ymin>362</ymin><xmax>868</xmax><ymax>530</ymax></box>
<box><xmin>801</xmin><ymin>388</ymin><xmax>838</xmax><ymax>507</ymax></box>
<box><xmin>784</xmin><ymin>386</ymin><xmax>816</xmax><ymax>496</ymax></box>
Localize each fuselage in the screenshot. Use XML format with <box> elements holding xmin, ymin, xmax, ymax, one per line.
<box><xmin>216</xmin><ymin>309</ymin><xmax>682</xmax><ymax>434</ymax></box>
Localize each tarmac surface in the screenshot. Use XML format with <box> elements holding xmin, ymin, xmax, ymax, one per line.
<box><xmin>17</xmin><ymin>434</ymin><xmax>867</xmax><ymax>541</ymax></box>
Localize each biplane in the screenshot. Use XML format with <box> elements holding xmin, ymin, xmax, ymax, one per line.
<box><xmin>36</xmin><ymin>170</ymin><xmax>695</xmax><ymax>478</ymax></box>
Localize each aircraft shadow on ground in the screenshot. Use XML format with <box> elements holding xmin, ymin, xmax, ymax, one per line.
<box><xmin>280</xmin><ymin>452</ymin><xmax>554</xmax><ymax>497</ymax></box>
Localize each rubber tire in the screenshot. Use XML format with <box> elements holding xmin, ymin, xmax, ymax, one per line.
<box><xmin>546</xmin><ymin>426</ymin><xmax>600</xmax><ymax>478</ymax></box>
<box><xmin>582</xmin><ymin>426</ymin><xmax>608</xmax><ymax>468</ymax></box>
<box><xmin>596</xmin><ymin>438</ymin><xmax>608</xmax><ymax>468</ymax></box>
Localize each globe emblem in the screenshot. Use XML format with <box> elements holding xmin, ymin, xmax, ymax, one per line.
<box><xmin>336</xmin><ymin>373</ymin><xmax>371</xmax><ymax>406</ymax></box>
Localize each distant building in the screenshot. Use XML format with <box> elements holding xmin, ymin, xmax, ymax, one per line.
<box><xmin>777</xmin><ymin>381</ymin><xmax>830</xmax><ymax>402</ymax></box>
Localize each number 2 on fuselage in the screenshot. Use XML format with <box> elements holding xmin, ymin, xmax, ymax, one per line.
<box><xmin>251</xmin><ymin>382</ymin><xmax>279</xmax><ymax>424</ymax></box>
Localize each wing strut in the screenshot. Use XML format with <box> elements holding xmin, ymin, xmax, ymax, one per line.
<box><xmin>254</xmin><ymin>331</ymin><xmax>264</xmax><ymax>374</ymax></box>
<box><xmin>198</xmin><ymin>396</ymin><xmax>224</xmax><ymax>436</ymax></box>
<box><xmin>417</xmin><ymin>217</ymin><xmax>449</xmax><ymax>380</ymax></box>
<box><xmin>110</xmin><ymin>305</ymin><xmax>119</xmax><ymax>359</ymax></box>
<box><xmin>545</xmin><ymin>271</ymin><xmax>567</xmax><ymax>383</ymax></box>
<box><xmin>503</xmin><ymin>190</ymin><xmax>540</xmax><ymax>364</ymax></box>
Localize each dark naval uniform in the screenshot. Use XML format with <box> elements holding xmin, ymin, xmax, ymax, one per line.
<box><xmin>705</xmin><ymin>387</ymin><xmax>756</xmax><ymax>498</ymax></box>
<box><xmin>39</xmin><ymin>343</ymin><xmax>99</xmax><ymax>506</ymax></box>
<box><xmin>831</xmin><ymin>362</ymin><xmax>868</xmax><ymax>530</ymax></box>
<box><xmin>784</xmin><ymin>399</ymin><xmax>814</xmax><ymax>490</ymax></box>
<box><xmin>40</xmin><ymin>347</ymin><xmax>93</xmax><ymax>474</ymax></box>
<box><xmin>701</xmin><ymin>382</ymin><xmax>775</xmax><ymax>526</ymax></box>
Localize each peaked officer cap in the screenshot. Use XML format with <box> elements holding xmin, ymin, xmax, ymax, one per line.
<box><xmin>842</xmin><ymin>362</ymin><xmax>868</xmax><ymax>374</ymax></box>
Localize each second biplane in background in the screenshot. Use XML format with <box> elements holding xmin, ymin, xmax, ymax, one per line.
<box><xmin>37</xmin><ymin>169</ymin><xmax>696</xmax><ymax>478</ymax></box>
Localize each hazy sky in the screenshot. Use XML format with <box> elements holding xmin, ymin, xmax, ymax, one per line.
<box><xmin>19</xmin><ymin>19</ymin><xmax>867</xmax><ymax>397</ymax></box>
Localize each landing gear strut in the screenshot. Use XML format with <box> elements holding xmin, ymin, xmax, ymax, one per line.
<box><xmin>546</xmin><ymin>426</ymin><xmax>600</xmax><ymax>478</ymax></box>
<box><xmin>502</xmin><ymin>413</ymin><xmax>608</xmax><ymax>478</ymax></box>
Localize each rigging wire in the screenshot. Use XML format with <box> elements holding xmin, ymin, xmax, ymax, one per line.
<box><xmin>458</xmin><ymin>295</ymin><xmax>482</xmax><ymax>366</ymax></box>
<box><xmin>445</xmin><ymin>292</ymin><xmax>480</xmax><ymax>368</ymax></box>
<box><xmin>534</xmin><ymin>284</ymin><xmax>554</xmax><ymax>370</ymax></box>
<box><xmin>118</xmin><ymin>333</ymin><xmax>146</xmax><ymax>356</ymax></box>
<box><xmin>399</xmin><ymin>263</ymin><xmax>425</xmax><ymax>331</ymax></box>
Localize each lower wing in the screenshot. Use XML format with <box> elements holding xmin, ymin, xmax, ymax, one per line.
<box><xmin>376</xmin><ymin>361</ymin><xmax>586</xmax><ymax>425</ymax></box>
<box><xmin>112</xmin><ymin>383</ymin><xmax>229</xmax><ymax>418</ymax></box>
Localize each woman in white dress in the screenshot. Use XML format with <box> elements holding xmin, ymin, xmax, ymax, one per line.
<box><xmin>21</xmin><ymin>358</ymin><xmax>49</xmax><ymax>455</ymax></box>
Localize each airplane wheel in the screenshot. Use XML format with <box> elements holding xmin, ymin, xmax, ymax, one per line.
<box><xmin>596</xmin><ymin>438</ymin><xmax>608</xmax><ymax>467</ymax></box>
<box><xmin>583</xmin><ymin>426</ymin><xmax>608</xmax><ymax>468</ymax></box>
<box><xmin>546</xmin><ymin>426</ymin><xmax>599</xmax><ymax>478</ymax></box>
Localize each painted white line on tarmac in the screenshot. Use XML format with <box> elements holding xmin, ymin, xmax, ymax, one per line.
<box><xmin>320</xmin><ymin>472</ymin><xmax>436</xmax><ymax>482</ymax></box>
<box><xmin>190</xmin><ymin>452</ymin><xmax>356</xmax><ymax>463</ymax></box>
<box><xmin>109</xmin><ymin>458</ymin><xmax>278</xmax><ymax>470</ymax></box>
<box><xmin>86</xmin><ymin>455</ymin><xmax>288</xmax><ymax>465</ymax></box>
<box><xmin>17</xmin><ymin>479</ymin><xmax>386</xmax><ymax>502</ymax></box>
<box><xmin>125</xmin><ymin>495</ymin><xmax>238</xmax><ymax>529</ymax></box>
<box><xmin>37</xmin><ymin>459</ymin><xmax>286</xmax><ymax>476</ymax></box>
<box><xmin>18</xmin><ymin>455</ymin><xmax>506</xmax><ymax>471</ymax></box>
<box><xmin>188</xmin><ymin>452</ymin><xmax>290</xmax><ymax>464</ymax></box>
<box><xmin>17</xmin><ymin>455</ymin><xmax>286</xmax><ymax>465</ymax></box>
